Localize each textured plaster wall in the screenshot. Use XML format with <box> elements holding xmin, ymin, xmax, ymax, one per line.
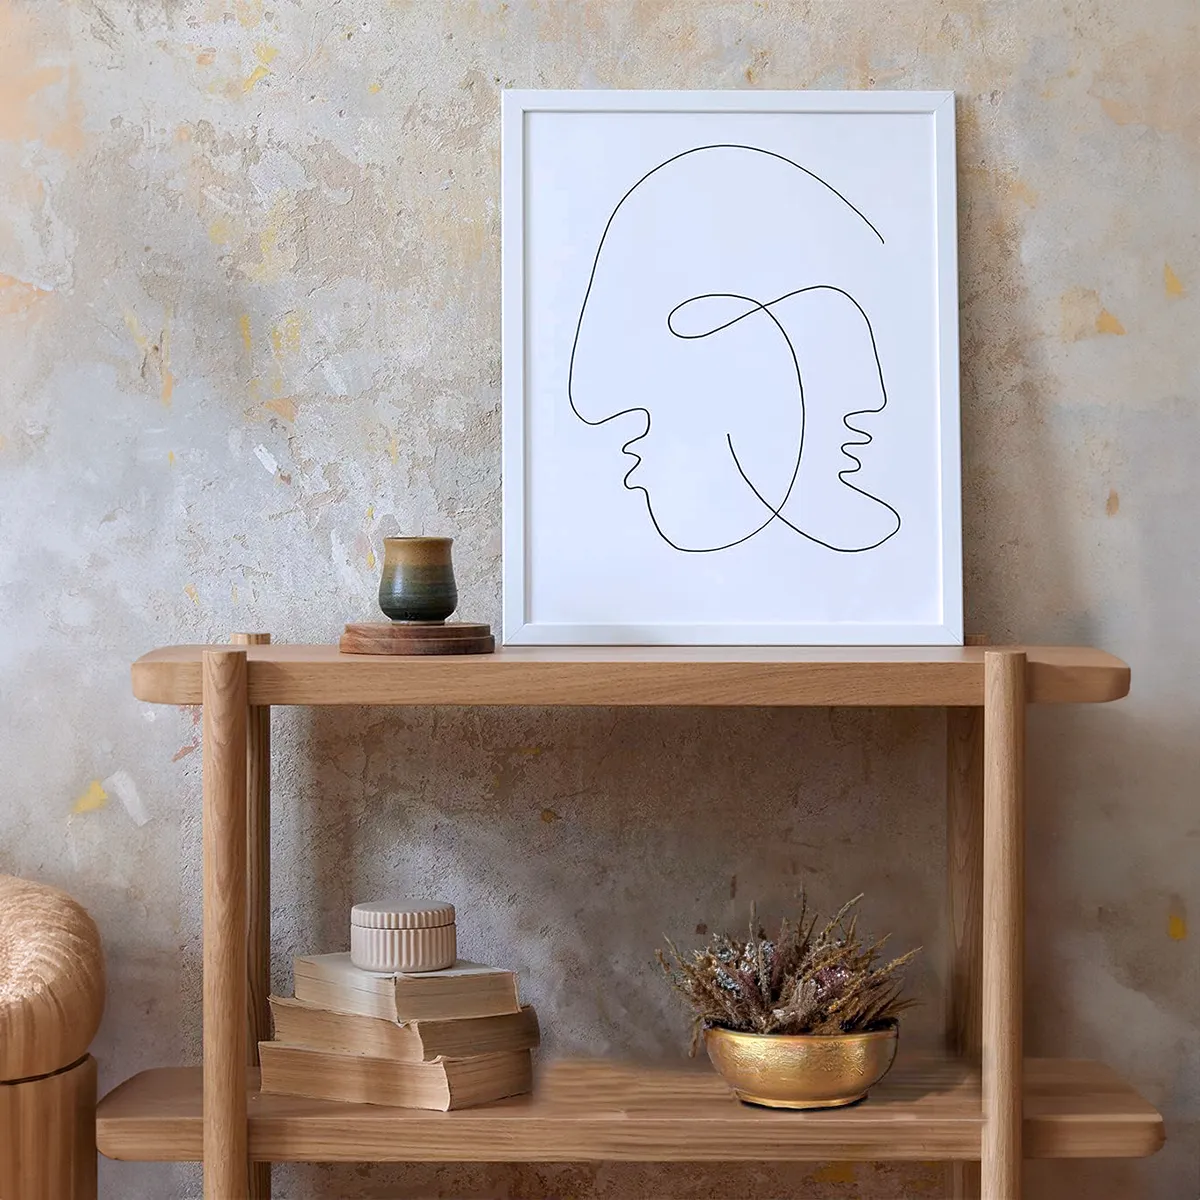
<box><xmin>0</xmin><ymin>1</ymin><xmax>1196</xmax><ymax>1197</ymax></box>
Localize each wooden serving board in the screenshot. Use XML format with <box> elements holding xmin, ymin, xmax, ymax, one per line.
<box><xmin>340</xmin><ymin>623</ymin><xmax>495</xmax><ymax>656</ymax></box>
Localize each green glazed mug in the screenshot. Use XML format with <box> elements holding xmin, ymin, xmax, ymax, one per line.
<box><xmin>378</xmin><ymin>537</ymin><xmax>458</xmax><ymax>623</ymax></box>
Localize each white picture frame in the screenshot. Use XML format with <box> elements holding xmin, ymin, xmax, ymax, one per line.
<box><xmin>502</xmin><ymin>89</ymin><xmax>962</xmax><ymax>646</ymax></box>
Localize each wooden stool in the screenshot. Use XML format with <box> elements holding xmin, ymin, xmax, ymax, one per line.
<box><xmin>0</xmin><ymin>875</ymin><xmax>105</xmax><ymax>1200</ymax></box>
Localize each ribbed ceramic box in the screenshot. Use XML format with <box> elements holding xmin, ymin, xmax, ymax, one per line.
<box><xmin>350</xmin><ymin>900</ymin><xmax>456</xmax><ymax>973</ymax></box>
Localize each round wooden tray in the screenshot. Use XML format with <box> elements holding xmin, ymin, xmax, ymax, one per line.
<box><xmin>340</xmin><ymin>622</ymin><xmax>495</xmax><ymax>656</ymax></box>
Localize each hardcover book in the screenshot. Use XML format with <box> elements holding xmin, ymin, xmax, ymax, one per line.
<box><xmin>268</xmin><ymin>995</ymin><xmax>540</xmax><ymax>1061</ymax></box>
<box><xmin>258</xmin><ymin>1043</ymin><xmax>533</xmax><ymax>1111</ymax></box>
<box><xmin>293</xmin><ymin>954</ymin><xmax>521</xmax><ymax>1022</ymax></box>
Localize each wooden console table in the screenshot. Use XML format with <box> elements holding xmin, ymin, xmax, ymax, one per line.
<box><xmin>97</xmin><ymin>642</ymin><xmax>1163</xmax><ymax>1199</ymax></box>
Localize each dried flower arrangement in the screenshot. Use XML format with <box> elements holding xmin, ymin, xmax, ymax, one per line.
<box><xmin>657</xmin><ymin>892</ymin><xmax>920</xmax><ymax>1052</ymax></box>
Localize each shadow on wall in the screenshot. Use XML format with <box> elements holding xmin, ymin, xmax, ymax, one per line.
<box><xmin>956</xmin><ymin>98</ymin><xmax>1083</xmax><ymax>647</ymax></box>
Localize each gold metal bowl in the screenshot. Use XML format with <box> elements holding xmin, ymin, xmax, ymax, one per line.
<box><xmin>704</xmin><ymin>1024</ymin><xmax>899</xmax><ymax>1109</ymax></box>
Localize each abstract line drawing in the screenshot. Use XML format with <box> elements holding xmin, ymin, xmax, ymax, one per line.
<box><xmin>568</xmin><ymin>144</ymin><xmax>902</xmax><ymax>555</ymax></box>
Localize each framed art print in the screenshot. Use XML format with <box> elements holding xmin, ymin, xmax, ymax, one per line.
<box><xmin>502</xmin><ymin>90</ymin><xmax>962</xmax><ymax>646</ymax></box>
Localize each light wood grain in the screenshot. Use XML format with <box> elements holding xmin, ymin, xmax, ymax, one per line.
<box><xmin>982</xmin><ymin>651</ymin><xmax>1027</xmax><ymax>1200</ymax></box>
<box><xmin>946</xmin><ymin>635</ymin><xmax>986</xmax><ymax>1200</ymax></box>
<box><xmin>231</xmin><ymin>633</ymin><xmax>273</xmax><ymax>1200</ymax></box>
<box><xmin>130</xmin><ymin>637</ymin><xmax>1136</xmax><ymax>1196</ymax></box>
<box><xmin>231</xmin><ymin>635</ymin><xmax>272</xmax><ymax>1060</ymax></box>
<box><xmin>947</xmin><ymin>707</ymin><xmax>984</xmax><ymax>1061</ymax></box>
<box><xmin>947</xmin><ymin>1161</ymin><xmax>980</xmax><ymax>1199</ymax></box>
<box><xmin>132</xmin><ymin>644</ymin><xmax>1131</xmax><ymax>708</ymax></box>
<box><xmin>202</xmin><ymin>649</ymin><xmax>249</xmax><ymax>1200</ymax></box>
<box><xmin>0</xmin><ymin>1055</ymin><xmax>96</xmax><ymax>1199</ymax></box>
<box><xmin>340</xmin><ymin>622</ymin><xmax>495</xmax><ymax>656</ymax></box>
<box><xmin>95</xmin><ymin>1056</ymin><xmax>1163</xmax><ymax>1164</ymax></box>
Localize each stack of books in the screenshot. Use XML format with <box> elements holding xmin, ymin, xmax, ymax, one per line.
<box><xmin>260</xmin><ymin>953</ymin><xmax>540</xmax><ymax>1111</ymax></box>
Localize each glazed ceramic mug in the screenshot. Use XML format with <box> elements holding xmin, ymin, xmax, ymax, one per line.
<box><xmin>378</xmin><ymin>536</ymin><xmax>458</xmax><ymax>623</ymax></box>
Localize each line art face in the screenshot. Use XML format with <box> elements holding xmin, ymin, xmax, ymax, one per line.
<box><xmin>568</xmin><ymin>144</ymin><xmax>902</xmax><ymax>555</ymax></box>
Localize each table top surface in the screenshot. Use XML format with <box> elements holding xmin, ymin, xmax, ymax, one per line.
<box><xmin>131</xmin><ymin>643</ymin><xmax>1130</xmax><ymax>707</ymax></box>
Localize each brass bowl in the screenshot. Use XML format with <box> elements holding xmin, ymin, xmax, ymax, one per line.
<box><xmin>704</xmin><ymin>1024</ymin><xmax>899</xmax><ymax>1109</ymax></box>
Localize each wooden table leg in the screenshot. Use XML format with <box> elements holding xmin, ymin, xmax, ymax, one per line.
<box><xmin>947</xmin><ymin>634</ymin><xmax>986</xmax><ymax>1200</ymax></box>
<box><xmin>947</xmin><ymin>703</ymin><xmax>983</xmax><ymax>1199</ymax></box>
<box><xmin>981</xmin><ymin>651</ymin><xmax>1026</xmax><ymax>1199</ymax></box>
<box><xmin>203</xmin><ymin>649</ymin><xmax>250</xmax><ymax>1199</ymax></box>
<box><xmin>232</xmin><ymin>633</ymin><xmax>273</xmax><ymax>1200</ymax></box>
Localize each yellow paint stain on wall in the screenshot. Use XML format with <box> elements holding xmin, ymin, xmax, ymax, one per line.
<box><xmin>366</xmin><ymin>505</ymin><xmax>374</xmax><ymax>520</ymax></box>
<box><xmin>40</xmin><ymin>65</ymin><xmax>85</xmax><ymax>156</ymax></box>
<box><xmin>0</xmin><ymin>7</ymin><xmax>81</xmax><ymax>152</ymax></box>
<box><xmin>1060</xmin><ymin>288</ymin><xmax>1125</xmax><ymax>341</ymax></box>
<box><xmin>243</xmin><ymin>65</ymin><xmax>270</xmax><ymax>92</ymax></box>
<box><xmin>124</xmin><ymin>310</ymin><xmax>146</xmax><ymax>348</ymax></box>
<box><xmin>743</xmin><ymin>49</ymin><xmax>769</xmax><ymax>85</ymax></box>
<box><xmin>0</xmin><ymin>62</ymin><xmax>64</xmax><ymax>142</ymax></box>
<box><xmin>235</xmin><ymin>0</ymin><xmax>264</xmax><ymax>28</ymax></box>
<box><xmin>196</xmin><ymin>48</ymin><xmax>217</xmax><ymax>67</ymax></box>
<box><xmin>0</xmin><ymin>273</ymin><xmax>50</xmax><ymax>315</ymax></box>
<box><xmin>72</xmin><ymin>780</ymin><xmax>109</xmax><ymax>815</ymax></box>
<box><xmin>263</xmin><ymin>396</ymin><xmax>297</xmax><ymax>421</ymax></box>
<box><xmin>812</xmin><ymin>1163</ymin><xmax>856</xmax><ymax>1183</ymax></box>
<box><xmin>208</xmin><ymin>218</ymin><xmax>233</xmax><ymax>245</ymax></box>
<box><xmin>270</xmin><ymin>309</ymin><xmax>302</xmax><ymax>355</ymax></box>
<box><xmin>1098</xmin><ymin>95</ymin><xmax>1140</xmax><ymax>127</ymax></box>
<box><xmin>367</xmin><ymin>549</ymin><xmax>376</xmax><ymax>570</ymax></box>
<box><xmin>1105</xmin><ymin>489</ymin><xmax>1119</xmax><ymax>516</ymax></box>
<box><xmin>239</xmin><ymin>313</ymin><xmax>253</xmax><ymax>353</ymax></box>
<box><xmin>184</xmin><ymin>583</ymin><xmax>199</xmax><ymax>605</ymax></box>
<box><xmin>387</xmin><ymin>436</ymin><xmax>399</xmax><ymax>464</ymax></box>
<box><xmin>368</xmin><ymin>81</ymin><xmax>383</xmax><ymax>94</ymax></box>
<box><xmin>1090</xmin><ymin>70</ymin><xmax>1187</xmax><ymax>137</ymax></box>
<box><xmin>242</xmin><ymin>43</ymin><xmax>278</xmax><ymax>92</ymax></box>
<box><xmin>264</xmin><ymin>310</ymin><xmax>300</xmax><ymax>400</ymax></box>
<box><xmin>1164</xmin><ymin>263</ymin><xmax>1185</xmax><ymax>299</ymax></box>
<box><xmin>241</xmin><ymin>198</ymin><xmax>297</xmax><ymax>283</ymax></box>
<box><xmin>168</xmin><ymin>450</ymin><xmax>176</xmax><ymax>466</ymax></box>
<box><xmin>1168</xmin><ymin>895</ymin><xmax>1187</xmax><ymax>940</ymax></box>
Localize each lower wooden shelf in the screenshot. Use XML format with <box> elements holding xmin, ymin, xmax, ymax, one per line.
<box><xmin>96</xmin><ymin>1056</ymin><xmax>1162</xmax><ymax>1164</ymax></box>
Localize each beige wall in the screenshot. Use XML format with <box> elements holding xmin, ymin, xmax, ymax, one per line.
<box><xmin>1</xmin><ymin>1</ymin><xmax>1195</xmax><ymax>1196</ymax></box>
